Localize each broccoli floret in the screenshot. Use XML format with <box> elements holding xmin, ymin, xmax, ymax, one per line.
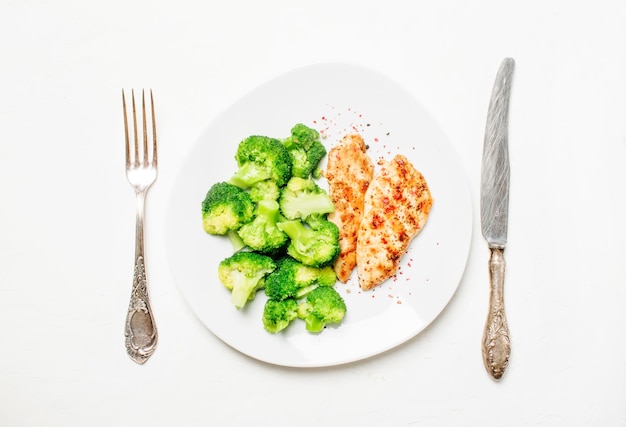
<box><xmin>297</xmin><ymin>286</ymin><xmax>347</xmax><ymax>333</ymax></box>
<box><xmin>249</xmin><ymin>179</ymin><xmax>280</xmax><ymax>202</ymax></box>
<box><xmin>202</xmin><ymin>182</ymin><xmax>255</xmax><ymax>235</ymax></box>
<box><xmin>277</xmin><ymin>217</ymin><xmax>340</xmax><ymax>268</ymax></box>
<box><xmin>264</xmin><ymin>257</ymin><xmax>337</xmax><ymax>301</ymax></box>
<box><xmin>217</xmin><ymin>251</ymin><xmax>276</xmax><ymax>309</ymax></box>
<box><xmin>279</xmin><ymin>177</ymin><xmax>335</xmax><ymax>221</ymax></box>
<box><xmin>236</xmin><ymin>199</ymin><xmax>288</xmax><ymax>255</ymax></box>
<box><xmin>262</xmin><ymin>298</ymin><xmax>299</xmax><ymax>333</ymax></box>
<box><xmin>282</xmin><ymin>123</ymin><xmax>327</xmax><ymax>178</ymax></box>
<box><xmin>230</xmin><ymin>135</ymin><xmax>292</xmax><ymax>188</ymax></box>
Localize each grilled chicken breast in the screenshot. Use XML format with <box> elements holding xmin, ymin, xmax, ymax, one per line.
<box><xmin>356</xmin><ymin>154</ymin><xmax>433</xmax><ymax>291</ymax></box>
<box><xmin>325</xmin><ymin>134</ymin><xmax>375</xmax><ymax>282</ymax></box>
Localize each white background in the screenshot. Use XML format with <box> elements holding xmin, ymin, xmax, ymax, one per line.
<box><xmin>1</xmin><ymin>1</ymin><xmax>625</xmax><ymax>426</ymax></box>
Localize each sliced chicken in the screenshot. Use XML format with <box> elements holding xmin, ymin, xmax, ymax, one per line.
<box><xmin>325</xmin><ymin>134</ymin><xmax>375</xmax><ymax>282</ymax></box>
<box><xmin>356</xmin><ymin>154</ymin><xmax>433</xmax><ymax>291</ymax></box>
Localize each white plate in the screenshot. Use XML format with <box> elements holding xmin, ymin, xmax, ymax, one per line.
<box><xmin>165</xmin><ymin>63</ymin><xmax>472</xmax><ymax>367</ymax></box>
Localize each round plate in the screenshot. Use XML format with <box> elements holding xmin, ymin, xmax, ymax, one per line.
<box><xmin>165</xmin><ymin>63</ymin><xmax>472</xmax><ymax>367</ymax></box>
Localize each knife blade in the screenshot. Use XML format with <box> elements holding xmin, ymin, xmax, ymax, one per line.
<box><xmin>480</xmin><ymin>57</ymin><xmax>515</xmax><ymax>380</ymax></box>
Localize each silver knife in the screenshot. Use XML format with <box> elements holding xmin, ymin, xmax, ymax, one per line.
<box><xmin>480</xmin><ymin>57</ymin><xmax>515</xmax><ymax>380</ymax></box>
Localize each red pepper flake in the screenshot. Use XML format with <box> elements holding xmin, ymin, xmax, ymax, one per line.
<box><xmin>396</xmin><ymin>300</ymin><xmax>402</xmax><ymax>304</ymax></box>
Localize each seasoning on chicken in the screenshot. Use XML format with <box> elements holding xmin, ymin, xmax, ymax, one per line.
<box><xmin>356</xmin><ymin>154</ymin><xmax>433</xmax><ymax>291</ymax></box>
<box><xmin>324</xmin><ymin>134</ymin><xmax>375</xmax><ymax>282</ymax></box>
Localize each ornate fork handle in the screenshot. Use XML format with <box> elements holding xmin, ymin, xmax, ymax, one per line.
<box><xmin>125</xmin><ymin>190</ymin><xmax>158</xmax><ymax>364</ymax></box>
<box><xmin>482</xmin><ymin>247</ymin><xmax>510</xmax><ymax>379</ymax></box>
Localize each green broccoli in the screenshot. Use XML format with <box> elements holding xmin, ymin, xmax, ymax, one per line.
<box><xmin>282</xmin><ymin>123</ymin><xmax>327</xmax><ymax>178</ymax></box>
<box><xmin>236</xmin><ymin>199</ymin><xmax>288</xmax><ymax>255</ymax></box>
<box><xmin>279</xmin><ymin>177</ymin><xmax>335</xmax><ymax>221</ymax></box>
<box><xmin>277</xmin><ymin>216</ymin><xmax>340</xmax><ymax>268</ymax></box>
<box><xmin>217</xmin><ymin>251</ymin><xmax>276</xmax><ymax>309</ymax></box>
<box><xmin>249</xmin><ymin>179</ymin><xmax>281</xmax><ymax>202</ymax></box>
<box><xmin>264</xmin><ymin>256</ymin><xmax>337</xmax><ymax>301</ymax></box>
<box><xmin>204</xmin><ymin>125</ymin><xmax>347</xmax><ymax>334</ymax></box>
<box><xmin>202</xmin><ymin>181</ymin><xmax>255</xmax><ymax>235</ymax></box>
<box><xmin>230</xmin><ymin>135</ymin><xmax>292</xmax><ymax>188</ymax></box>
<box><xmin>297</xmin><ymin>286</ymin><xmax>347</xmax><ymax>333</ymax></box>
<box><xmin>262</xmin><ymin>298</ymin><xmax>299</xmax><ymax>333</ymax></box>
<box><xmin>227</xmin><ymin>229</ymin><xmax>246</xmax><ymax>252</ymax></box>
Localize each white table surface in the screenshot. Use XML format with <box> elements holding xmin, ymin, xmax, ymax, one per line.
<box><xmin>1</xmin><ymin>1</ymin><xmax>625</xmax><ymax>426</ymax></box>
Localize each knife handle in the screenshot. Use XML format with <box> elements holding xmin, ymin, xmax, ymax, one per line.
<box><xmin>482</xmin><ymin>247</ymin><xmax>510</xmax><ymax>380</ymax></box>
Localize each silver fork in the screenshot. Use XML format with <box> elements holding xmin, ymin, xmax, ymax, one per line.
<box><xmin>123</xmin><ymin>89</ymin><xmax>158</xmax><ymax>364</ymax></box>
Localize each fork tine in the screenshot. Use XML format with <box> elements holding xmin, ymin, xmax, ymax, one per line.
<box><xmin>150</xmin><ymin>89</ymin><xmax>158</xmax><ymax>167</ymax></box>
<box><xmin>132</xmin><ymin>90</ymin><xmax>139</xmax><ymax>167</ymax></box>
<box><xmin>141</xmin><ymin>90</ymin><xmax>149</xmax><ymax>166</ymax></box>
<box><xmin>123</xmin><ymin>90</ymin><xmax>131</xmax><ymax>169</ymax></box>
<box><xmin>124</xmin><ymin>89</ymin><xmax>139</xmax><ymax>166</ymax></box>
<box><xmin>124</xmin><ymin>89</ymin><xmax>157</xmax><ymax>168</ymax></box>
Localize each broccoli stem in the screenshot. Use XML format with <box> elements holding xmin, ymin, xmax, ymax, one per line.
<box><xmin>229</xmin><ymin>271</ymin><xmax>257</xmax><ymax>309</ymax></box>
<box><xmin>288</xmin><ymin>193</ymin><xmax>335</xmax><ymax>219</ymax></box>
<box><xmin>227</xmin><ymin>230</ymin><xmax>246</xmax><ymax>252</ymax></box>
<box><xmin>257</xmin><ymin>199</ymin><xmax>279</xmax><ymax>221</ymax></box>
<box><xmin>230</xmin><ymin>162</ymin><xmax>271</xmax><ymax>188</ymax></box>
<box><xmin>277</xmin><ymin>220</ymin><xmax>309</xmax><ymax>242</ymax></box>
<box><xmin>304</xmin><ymin>315</ymin><xmax>325</xmax><ymax>333</ymax></box>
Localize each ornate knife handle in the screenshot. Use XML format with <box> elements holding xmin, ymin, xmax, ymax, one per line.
<box><xmin>482</xmin><ymin>247</ymin><xmax>510</xmax><ymax>379</ymax></box>
<box><xmin>124</xmin><ymin>192</ymin><xmax>158</xmax><ymax>364</ymax></box>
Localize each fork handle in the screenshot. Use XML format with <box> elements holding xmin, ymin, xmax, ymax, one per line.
<box><xmin>125</xmin><ymin>191</ymin><xmax>158</xmax><ymax>364</ymax></box>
